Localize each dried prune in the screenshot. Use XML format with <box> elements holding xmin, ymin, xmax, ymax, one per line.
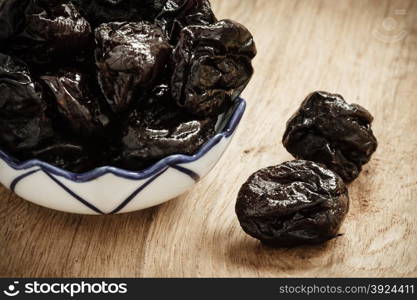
<box><xmin>72</xmin><ymin>0</ymin><xmax>140</xmax><ymax>27</ymax></box>
<box><xmin>0</xmin><ymin>53</ymin><xmax>53</xmax><ymax>152</ymax></box>
<box><xmin>235</xmin><ymin>160</ymin><xmax>349</xmax><ymax>247</ymax></box>
<box><xmin>0</xmin><ymin>0</ymin><xmax>29</xmax><ymax>41</ymax></box>
<box><xmin>115</xmin><ymin>84</ymin><xmax>216</xmax><ymax>170</ymax></box>
<box><xmin>156</xmin><ymin>0</ymin><xmax>217</xmax><ymax>42</ymax></box>
<box><xmin>21</xmin><ymin>138</ymin><xmax>95</xmax><ymax>173</ymax></box>
<box><xmin>8</xmin><ymin>1</ymin><xmax>92</xmax><ymax>66</ymax></box>
<box><xmin>283</xmin><ymin>91</ymin><xmax>378</xmax><ymax>182</ymax></box>
<box><xmin>73</xmin><ymin>0</ymin><xmax>215</xmax><ymax>34</ymax></box>
<box><xmin>95</xmin><ymin>22</ymin><xmax>172</xmax><ymax>113</ymax></box>
<box><xmin>0</xmin><ymin>0</ymin><xmax>256</xmax><ymax>173</ymax></box>
<box><xmin>41</xmin><ymin>70</ymin><xmax>111</xmax><ymax>138</ymax></box>
<box><xmin>171</xmin><ymin>19</ymin><xmax>256</xmax><ymax>117</ymax></box>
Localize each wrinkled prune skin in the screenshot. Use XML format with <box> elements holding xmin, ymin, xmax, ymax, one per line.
<box><xmin>115</xmin><ymin>84</ymin><xmax>216</xmax><ymax>170</ymax></box>
<box><xmin>283</xmin><ymin>91</ymin><xmax>378</xmax><ymax>182</ymax></box>
<box><xmin>21</xmin><ymin>139</ymin><xmax>95</xmax><ymax>173</ymax></box>
<box><xmin>8</xmin><ymin>1</ymin><xmax>92</xmax><ymax>66</ymax></box>
<box><xmin>95</xmin><ymin>22</ymin><xmax>172</xmax><ymax>113</ymax></box>
<box><xmin>41</xmin><ymin>70</ymin><xmax>111</xmax><ymax>138</ymax></box>
<box><xmin>0</xmin><ymin>53</ymin><xmax>53</xmax><ymax>152</ymax></box>
<box><xmin>74</xmin><ymin>0</ymin><xmax>215</xmax><ymax>35</ymax></box>
<box><xmin>73</xmin><ymin>0</ymin><xmax>170</xmax><ymax>27</ymax></box>
<box><xmin>156</xmin><ymin>0</ymin><xmax>217</xmax><ymax>42</ymax></box>
<box><xmin>0</xmin><ymin>0</ymin><xmax>255</xmax><ymax>173</ymax></box>
<box><xmin>73</xmin><ymin>0</ymin><xmax>141</xmax><ymax>27</ymax></box>
<box><xmin>171</xmin><ymin>19</ymin><xmax>256</xmax><ymax>117</ymax></box>
<box><xmin>0</xmin><ymin>0</ymin><xmax>29</xmax><ymax>41</ymax></box>
<box><xmin>236</xmin><ymin>160</ymin><xmax>349</xmax><ymax>247</ymax></box>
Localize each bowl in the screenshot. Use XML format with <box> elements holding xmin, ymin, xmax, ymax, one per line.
<box><xmin>0</xmin><ymin>98</ymin><xmax>246</xmax><ymax>214</ymax></box>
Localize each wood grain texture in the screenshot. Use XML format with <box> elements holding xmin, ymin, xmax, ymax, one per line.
<box><xmin>1</xmin><ymin>0</ymin><xmax>416</xmax><ymax>277</ymax></box>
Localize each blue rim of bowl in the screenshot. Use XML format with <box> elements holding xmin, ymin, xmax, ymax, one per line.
<box><xmin>0</xmin><ymin>98</ymin><xmax>246</xmax><ymax>183</ymax></box>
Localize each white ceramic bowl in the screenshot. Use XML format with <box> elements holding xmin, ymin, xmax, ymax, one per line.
<box><xmin>0</xmin><ymin>98</ymin><xmax>246</xmax><ymax>214</ymax></box>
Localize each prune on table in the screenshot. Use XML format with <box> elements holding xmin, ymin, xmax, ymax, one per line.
<box><xmin>282</xmin><ymin>91</ymin><xmax>378</xmax><ymax>182</ymax></box>
<box><xmin>235</xmin><ymin>160</ymin><xmax>349</xmax><ymax>247</ymax></box>
<box><xmin>171</xmin><ymin>19</ymin><xmax>256</xmax><ymax>117</ymax></box>
<box><xmin>0</xmin><ymin>53</ymin><xmax>53</xmax><ymax>152</ymax></box>
<box><xmin>156</xmin><ymin>0</ymin><xmax>217</xmax><ymax>42</ymax></box>
<box><xmin>7</xmin><ymin>0</ymin><xmax>92</xmax><ymax>65</ymax></box>
<box><xmin>95</xmin><ymin>22</ymin><xmax>172</xmax><ymax>113</ymax></box>
<box><xmin>41</xmin><ymin>70</ymin><xmax>111</xmax><ymax>138</ymax></box>
<box><xmin>115</xmin><ymin>84</ymin><xmax>217</xmax><ymax>170</ymax></box>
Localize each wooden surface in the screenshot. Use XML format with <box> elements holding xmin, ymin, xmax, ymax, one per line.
<box><xmin>1</xmin><ymin>0</ymin><xmax>417</xmax><ymax>278</ymax></box>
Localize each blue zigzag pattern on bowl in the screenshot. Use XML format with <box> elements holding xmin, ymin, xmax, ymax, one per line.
<box><xmin>171</xmin><ymin>165</ymin><xmax>200</xmax><ymax>182</ymax></box>
<box><xmin>2</xmin><ymin>98</ymin><xmax>245</xmax><ymax>214</ymax></box>
<box><xmin>9</xmin><ymin>165</ymin><xmax>200</xmax><ymax>214</ymax></box>
<box><xmin>109</xmin><ymin>167</ymin><xmax>168</xmax><ymax>214</ymax></box>
<box><xmin>10</xmin><ymin>169</ymin><xmax>41</xmax><ymax>192</ymax></box>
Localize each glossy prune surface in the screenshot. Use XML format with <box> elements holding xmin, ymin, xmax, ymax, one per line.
<box><xmin>283</xmin><ymin>91</ymin><xmax>378</xmax><ymax>182</ymax></box>
<box><xmin>74</xmin><ymin>0</ymin><xmax>171</xmax><ymax>27</ymax></box>
<box><xmin>0</xmin><ymin>53</ymin><xmax>53</xmax><ymax>152</ymax></box>
<box><xmin>236</xmin><ymin>160</ymin><xmax>349</xmax><ymax>247</ymax></box>
<box><xmin>0</xmin><ymin>0</ymin><xmax>256</xmax><ymax>173</ymax></box>
<box><xmin>0</xmin><ymin>0</ymin><xmax>28</xmax><ymax>41</ymax></box>
<box><xmin>41</xmin><ymin>70</ymin><xmax>110</xmax><ymax>138</ymax></box>
<box><xmin>21</xmin><ymin>138</ymin><xmax>95</xmax><ymax>173</ymax></box>
<box><xmin>156</xmin><ymin>0</ymin><xmax>217</xmax><ymax>42</ymax></box>
<box><xmin>8</xmin><ymin>1</ymin><xmax>92</xmax><ymax>66</ymax></box>
<box><xmin>115</xmin><ymin>84</ymin><xmax>217</xmax><ymax>170</ymax></box>
<box><xmin>171</xmin><ymin>20</ymin><xmax>256</xmax><ymax>117</ymax></box>
<box><xmin>95</xmin><ymin>22</ymin><xmax>171</xmax><ymax>113</ymax></box>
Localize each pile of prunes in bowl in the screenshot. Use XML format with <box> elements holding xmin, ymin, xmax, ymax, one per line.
<box><xmin>0</xmin><ymin>0</ymin><xmax>256</xmax><ymax>173</ymax></box>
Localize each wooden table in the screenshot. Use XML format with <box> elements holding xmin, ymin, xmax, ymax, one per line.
<box><xmin>1</xmin><ymin>0</ymin><xmax>416</xmax><ymax>277</ymax></box>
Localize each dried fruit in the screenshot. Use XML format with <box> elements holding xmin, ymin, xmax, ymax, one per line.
<box><xmin>41</xmin><ymin>70</ymin><xmax>111</xmax><ymax>138</ymax></box>
<box><xmin>283</xmin><ymin>91</ymin><xmax>378</xmax><ymax>182</ymax></box>
<box><xmin>115</xmin><ymin>84</ymin><xmax>216</xmax><ymax>170</ymax></box>
<box><xmin>156</xmin><ymin>0</ymin><xmax>217</xmax><ymax>42</ymax></box>
<box><xmin>0</xmin><ymin>0</ymin><xmax>256</xmax><ymax>173</ymax></box>
<box><xmin>0</xmin><ymin>53</ymin><xmax>53</xmax><ymax>152</ymax></box>
<box><xmin>0</xmin><ymin>0</ymin><xmax>28</xmax><ymax>41</ymax></box>
<box><xmin>236</xmin><ymin>160</ymin><xmax>349</xmax><ymax>247</ymax></box>
<box><xmin>23</xmin><ymin>138</ymin><xmax>95</xmax><ymax>173</ymax></box>
<box><xmin>73</xmin><ymin>0</ymin><xmax>161</xmax><ymax>27</ymax></box>
<box><xmin>95</xmin><ymin>22</ymin><xmax>171</xmax><ymax>113</ymax></box>
<box><xmin>171</xmin><ymin>19</ymin><xmax>256</xmax><ymax>117</ymax></box>
<box><xmin>8</xmin><ymin>1</ymin><xmax>92</xmax><ymax>66</ymax></box>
